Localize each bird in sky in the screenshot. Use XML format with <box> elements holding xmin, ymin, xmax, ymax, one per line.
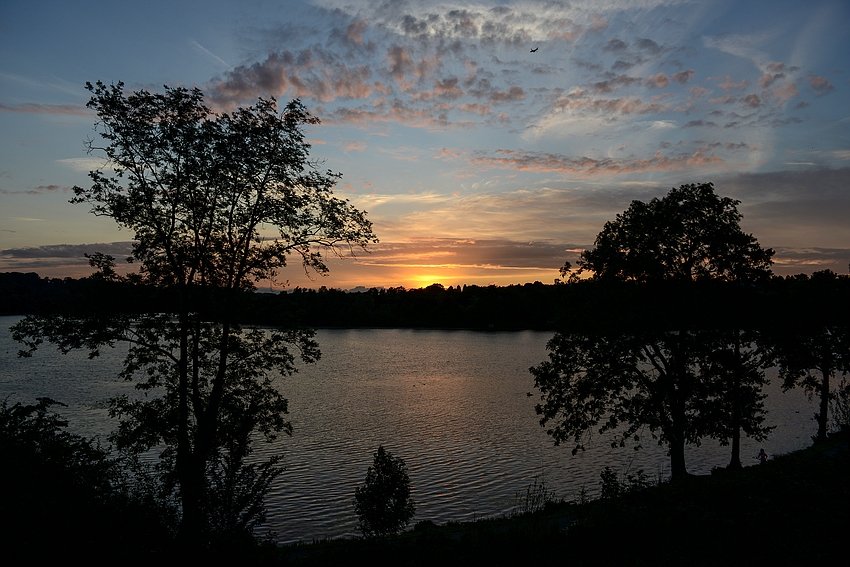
<box><xmin>530</xmin><ymin>47</ymin><xmax>539</xmax><ymax>53</ymax></box>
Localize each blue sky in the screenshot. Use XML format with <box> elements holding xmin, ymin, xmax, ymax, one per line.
<box><xmin>1</xmin><ymin>0</ymin><xmax>848</xmax><ymax>289</ymax></box>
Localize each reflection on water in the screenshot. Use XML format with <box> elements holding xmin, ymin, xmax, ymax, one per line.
<box><xmin>0</xmin><ymin>319</ymin><xmax>816</xmax><ymax>544</ymax></box>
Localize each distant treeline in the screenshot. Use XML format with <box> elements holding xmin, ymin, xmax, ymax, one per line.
<box><xmin>2</xmin><ymin>270</ymin><xmax>848</xmax><ymax>330</ymax></box>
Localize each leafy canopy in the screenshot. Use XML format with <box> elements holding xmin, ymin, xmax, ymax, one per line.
<box><xmin>567</xmin><ymin>182</ymin><xmax>773</xmax><ymax>283</ymax></box>
<box><xmin>74</xmin><ymin>80</ymin><xmax>377</xmax><ymax>288</ymax></box>
<box><xmin>13</xmin><ymin>81</ymin><xmax>377</xmax><ymax>544</ymax></box>
<box><xmin>536</xmin><ymin>183</ymin><xmax>775</xmax><ymax>479</ymax></box>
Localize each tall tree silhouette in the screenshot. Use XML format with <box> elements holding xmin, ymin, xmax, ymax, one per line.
<box><xmin>533</xmin><ymin>183</ymin><xmax>774</xmax><ymax>479</ymax></box>
<box><xmin>694</xmin><ymin>328</ymin><xmax>773</xmax><ymax>469</ymax></box>
<box><xmin>12</xmin><ymin>81</ymin><xmax>377</xmax><ymax>545</ymax></box>
<box><xmin>772</xmin><ymin>271</ymin><xmax>850</xmax><ymax>442</ymax></box>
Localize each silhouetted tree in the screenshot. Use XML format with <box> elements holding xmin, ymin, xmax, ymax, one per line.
<box><xmin>534</xmin><ymin>183</ymin><xmax>774</xmax><ymax>479</ymax></box>
<box><xmin>694</xmin><ymin>329</ymin><xmax>773</xmax><ymax>469</ymax></box>
<box><xmin>353</xmin><ymin>446</ymin><xmax>416</xmax><ymax>537</ymax></box>
<box><xmin>12</xmin><ymin>81</ymin><xmax>376</xmax><ymax>546</ymax></box>
<box><xmin>569</xmin><ymin>182</ymin><xmax>774</xmax><ymax>283</ymax></box>
<box><xmin>774</xmin><ymin>322</ymin><xmax>849</xmax><ymax>441</ymax></box>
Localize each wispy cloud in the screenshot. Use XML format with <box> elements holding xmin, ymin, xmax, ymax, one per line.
<box><xmin>0</xmin><ymin>184</ymin><xmax>73</xmax><ymax>195</ymax></box>
<box><xmin>464</xmin><ymin>147</ymin><xmax>726</xmax><ymax>177</ymax></box>
<box><xmin>1</xmin><ymin>241</ymin><xmax>134</xmax><ymax>259</ymax></box>
<box><xmin>0</xmin><ymin>102</ymin><xmax>89</xmax><ymax>116</ymax></box>
<box><xmin>189</xmin><ymin>40</ymin><xmax>232</xmax><ymax>69</ymax></box>
<box><xmin>56</xmin><ymin>158</ymin><xmax>113</xmax><ymax>172</ymax></box>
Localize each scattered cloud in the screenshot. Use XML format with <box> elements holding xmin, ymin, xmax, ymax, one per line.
<box><xmin>56</xmin><ymin>158</ymin><xmax>113</xmax><ymax>172</ymax></box>
<box><xmin>644</xmin><ymin>73</ymin><xmax>670</xmax><ymax>89</ymax></box>
<box><xmin>807</xmin><ymin>73</ymin><xmax>835</xmax><ymax>96</ymax></box>
<box><xmin>671</xmin><ymin>69</ymin><xmax>695</xmax><ymax>84</ymax></box>
<box><xmin>465</xmin><ymin>146</ymin><xmax>725</xmax><ymax>177</ymax></box>
<box><xmin>718</xmin><ymin>76</ymin><xmax>749</xmax><ymax>91</ymax></box>
<box><xmin>0</xmin><ymin>242</ymin><xmax>135</xmax><ymax>271</ymax></box>
<box><xmin>207</xmin><ymin>48</ymin><xmax>376</xmax><ymax>107</ymax></box>
<box><xmin>591</xmin><ymin>74</ymin><xmax>642</xmax><ymax>94</ymax></box>
<box><xmin>0</xmin><ymin>102</ymin><xmax>89</xmax><ymax>116</ymax></box>
<box><xmin>0</xmin><ymin>184</ymin><xmax>73</xmax><ymax>195</ymax></box>
<box><xmin>345</xmin><ymin>140</ymin><xmax>367</xmax><ymax>152</ymax></box>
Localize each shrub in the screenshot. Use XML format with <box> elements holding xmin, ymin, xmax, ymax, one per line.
<box><xmin>0</xmin><ymin>398</ymin><xmax>175</xmax><ymax>559</ymax></box>
<box><xmin>353</xmin><ymin>446</ymin><xmax>416</xmax><ymax>537</ymax></box>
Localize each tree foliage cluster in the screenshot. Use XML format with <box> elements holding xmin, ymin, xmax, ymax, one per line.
<box><xmin>353</xmin><ymin>445</ymin><xmax>417</xmax><ymax>537</ymax></box>
<box><xmin>10</xmin><ymin>81</ymin><xmax>376</xmax><ymax>549</ymax></box>
<box><xmin>0</xmin><ymin>398</ymin><xmax>175</xmax><ymax>561</ymax></box>
<box><xmin>532</xmin><ymin>183</ymin><xmax>850</xmax><ymax>479</ymax></box>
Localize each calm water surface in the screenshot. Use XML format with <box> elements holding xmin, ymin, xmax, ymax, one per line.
<box><xmin>0</xmin><ymin>317</ymin><xmax>817</xmax><ymax>544</ymax></box>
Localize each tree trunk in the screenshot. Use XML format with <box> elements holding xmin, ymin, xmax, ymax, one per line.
<box><xmin>669</xmin><ymin>432</ymin><xmax>688</xmax><ymax>480</ymax></box>
<box><xmin>816</xmin><ymin>366</ymin><xmax>830</xmax><ymax>442</ymax></box>
<box><xmin>668</xmin><ymin>336</ymin><xmax>690</xmax><ymax>481</ymax></box>
<box><xmin>177</xmin><ymin>308</ymin><xmax>201</xmax><ymax>543</ymax></box>
<box><xmin>728</xmin><ymin>332</ymin><xmax>743</xmax><ymax>470</ymax></box>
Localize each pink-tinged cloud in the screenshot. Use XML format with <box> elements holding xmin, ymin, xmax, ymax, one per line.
<box><xmin>592</xmin><ymin>74</ymin><xmax>641</xmax><ymax>93</ymax></box>
<box><xmin>345</xmin><ymin>141</ymin><xmax>367</xmax><ymax>152</ymax></box>
<box><xmin>590</xmin><ymin>15</ymin><xmax>608</xmax><ymax>32</ymax></box>
<box><xmin>808</xmin><ymin>74</ymin><xmax>835</xmax><ymax>95</ymax></box>
<box><xmin>546</xmin><ymin>17</ymin><xmax>582</xmax><ymax>42</ymax></box>
<box><xmin>412</xmin><ymin>77</ymin><xmax>464</xmax><ymax>101</ymax></box>
<box><xmin>457</xmin><ymin>103</ymin><xmax>491</xmax><ymax>115</ymax></box>
<box><xmin>434</xmin><ymin>148</ymin><xmax>465</xmax><ymax>160</ymax></box>
<box><xmin>0</xmin><ymin>102</ymin><xmax>90</xmax><ymax>116</ymax></box>
<box><xmin>469</xmin><ymin>79</ymin><xmax>527</xmax><ymax>104</ymax></box>
<box><xmin>708</xmin><ymin>95</ymin><xmax>737</xmax><ymax>104</ymax></box>
<box><xmin>689</xmin><ymin>85</ymin><xmax>709</xmax><ymax>98</ymax></box>
<box><xmin>207</xmin><ymin>50</ymin><xmax>374</xmax><ymax>106</ymax></box>
<box><xmin>468</xmin><ymin>79</ymin><xmax>526</xmax><ymax>103</ymax></box>
<box><xmin>328</xmin><ymin>101</ymin><xmax>474</xmax><ymax>130</ymax></box>
<box><xmin>414</xmin><ymin>56</ymin><xmax>440</xmax><ymax>81</ymax></box>
<box><xmin>553</xmin><ymin>94</ymin><xmax>668</xmax><ymax>115</ymax></box>
<box><xmin>548</xmin><ymin>30</ymin><xmax>577</xmax><ymax>42</ymax></box>
<box><xmin>719</xmin><ymin>76</ymin><xmax>748</xmax><ymax>91</ymax></box>
<box><xmin>489</xmin><ymin>86</ymin><xmax>525</xmax><ymax>102</ymax></box>
<box><xmin>347</xmin><ymin>20</ymin><xmax>368</xmax><ymax>45</ymax></box>
<box><xmin>387</xmin><ymin>45</ymin><xmax>414</xmax><ymax>81</ymax></box>
<box><xmin>758</xmin><ymin>72</ymin><xmax>785</xmax><ymax>88</ymax></box>
<box><xmin>766</xmin><ymin>62</ymin><xmax>786</xmax><ymax>72</ymax></box>
<box><xmin>351</xmin><ymin>238</ymin><xmax>575</xmax><ymax>272</ymax></box>
<box><xmin>771</xmin><ymin>82</ymin><xmax>799</xmax><ymax>105</ymax></box>
<box><xmin>671</xmin><ymin>69</ymin><xmax>695</xmax><ymax>84</ymax></box>
<box><xmin>743</xmin><ymin>94</ymin><xmax>761</xmax><ymax>108</ymax></box>
<box><xmin>466</xmin><ymin>147</ymin><xmax>724</xmax><ymax>177</ymax></box>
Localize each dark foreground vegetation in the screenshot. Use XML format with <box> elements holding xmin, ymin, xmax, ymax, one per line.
<box><xmin>3</xmin><ymin>394</ymin><xmax>846</xmax><ymax>566</ymax></box>
<box><xmin>279</xmin><ymin>430</ymin><xmax>850</xmax><ymax>567</ymax></box>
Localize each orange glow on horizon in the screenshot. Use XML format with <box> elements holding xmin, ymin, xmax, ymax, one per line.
<box><xmin>277</xmin><ymin>262</ymin><xmax>563</xmax><ymax>291</ymax></box>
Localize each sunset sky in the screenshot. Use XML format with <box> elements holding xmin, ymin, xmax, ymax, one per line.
<box><xmin>1</xmin><ymin>0</ymin><xmax>848</xmax><ymax>290</ymax></box>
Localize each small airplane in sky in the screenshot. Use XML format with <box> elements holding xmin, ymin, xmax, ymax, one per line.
<box><xmin>530</xmin><ymin>47</ymin><xmax>539</xmax><ymax>53</ymax></box>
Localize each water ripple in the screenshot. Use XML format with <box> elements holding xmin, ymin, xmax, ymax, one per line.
<box><xmin>0</xmin><ymin>323</ymin><xmax>817</xmax><ymax>545</ymax></box>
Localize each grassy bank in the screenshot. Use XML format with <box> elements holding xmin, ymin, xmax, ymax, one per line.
<box><xmin>272</xmin><ymin>430</ymin><xmax>849</xmax><ymax>566</ymax></box>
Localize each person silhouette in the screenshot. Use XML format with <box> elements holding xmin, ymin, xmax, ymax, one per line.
<box><xmin>756</xmin><ymin>448</ymin><xmax>768</xmax><ymax>465</ymax></box>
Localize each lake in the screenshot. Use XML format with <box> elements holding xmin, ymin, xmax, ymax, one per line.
<box><xmin>0</xmin><ymin>317</ymin><xmax>817</xmax><ymax>544</ymax></box>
